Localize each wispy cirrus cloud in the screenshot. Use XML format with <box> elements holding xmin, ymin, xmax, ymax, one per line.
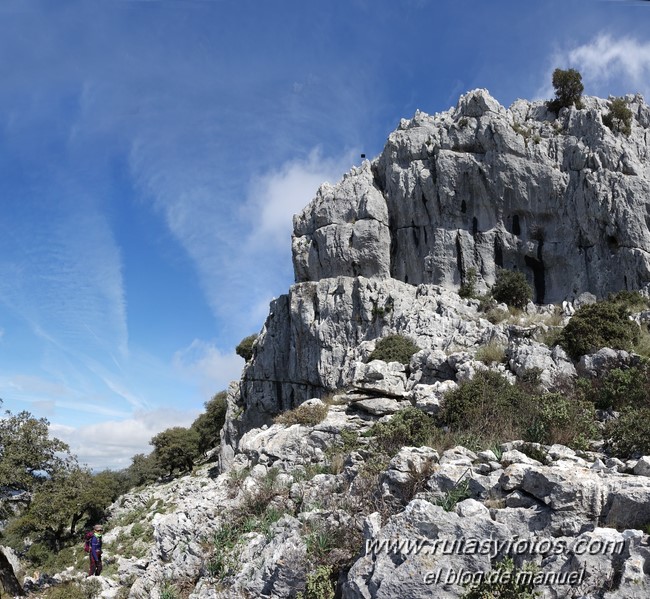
<box><xmin>539</xmin><ymin>33</ymin><xmax>650</xmax><ymax>99</ymax></box>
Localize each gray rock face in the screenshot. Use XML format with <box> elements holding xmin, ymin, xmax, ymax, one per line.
<box><xmin>293</xmin><ymin>89</ymin><xmax>650</xmax><ymax>303</ymax></box>
<box><xmin>507</xmin><ymin>340</ymin><xmax>576</xmax><ymax>388</ymax></box>
<box><xmin>239</xmin><ymin>276</ymin><xmax>500</xmax><ymax>430</ymax></box>
<box><xmin>345</xmin><ymin>444</ymin><xmax>650</xmax><ymax>599</ymax></box>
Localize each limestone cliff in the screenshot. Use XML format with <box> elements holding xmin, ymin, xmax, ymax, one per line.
<box><xmin>235</xmin><ymin>90</ymin><xmax>650</xmax><ymax>435</ymax></box>
<box><xmin>293</xmin><ymin>89</ymin><xmax>650</xmax><ymax>302</ymax></box>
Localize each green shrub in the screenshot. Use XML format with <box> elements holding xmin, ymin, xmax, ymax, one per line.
<box><xmin>236</xmin><ymin>334</ymin><xmax>258</xmax><ymax>361</ymax></box>
<box><xmin>435</xmin><ymin>477</ymin><xmax>471</xmax><ymax>512</ymax></box>
<box><xmin>547</xmin><ymin>67</ymin><xmax>584</xmax><ymax>114</ymax></box>
<box><xmin>160</xmin><ymin>583</ymin><xmax>180</xmax><ymax>599</ymax></box>
<box><xmin>369</xmin><ymin>407</ymin><xmax>436</xmax><ymax>457</ymax></box>
<box><xmin>191</xmin><ymin>390</ymin><xmax>228</xmax><ymax>454</ymax></box>
<box><xmin>459</xmin><ymin>267</ymin><xmax>478</xmax><ymax>299</ymax></box>
<box><xmin>26</xmin><ymin>542</ymin><xmax>53</xmax><ymax>567</ymax></box>
<box><xmin>583</xmin><ymin>365</ymin><xmax>650</xmax><ymax>410</ymax></box>
<box><xmin>368</xmin><ymin>334</ymin><xmax>420</xmax><ymax>365</ymax></box>
<box><xmin>297</xmin><ymin>565</ymin><xmax>335</xmax><ymax>599</ymax></box>
<box><xmin>607</xmin><ymin>408</ymin><xmax>650</xmax><ymax>458</ymax></box>
<box><xmin>274</xmin><ymin>402</ymin><xmax>329</xmax><ymax>426</ymax></box>
<box><xmin>558</xmin><ymin>301</ymin><xmax>640</xmax><ymax>360</ymax></box>
<box><xmin>491</xmin><ymin>269</ymin><xmax>533</xmax><ymax>309</ymax></box>
<box><xmin>441</xmin><ymin>371</ymin><xmax>533</xmax><ymax>441</ymax></box>
<box><xmin>525</xmin><ymin>393</ymin><xmax>597</xmax><ymax>450</ymax></box>
<box><xmin>609</xmin><ymin>290</ymin><xmax>649</xmax><ymax>311</ymax></box>
<box><xmin>150</xmin><ymin>426</ymin><xmax>200</xmax><ymax>475</ymax></box>
<box><xmin>603</xmin><ymin>97</ymin><xmax>633</xmax><ymax>136</ymax></box>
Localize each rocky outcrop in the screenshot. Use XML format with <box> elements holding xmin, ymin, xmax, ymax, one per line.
<box><xmin>238</xmin><ymin>276</ymin><xmax>501</xmax><ymax>430</ymax></box>
<box><xmin>346</xmin><ymin>441</ymin><xmax>650</xmax><ymax>599</ymax></box>
<box><xmin>0</xmin><ymin>546</ymin><xmax>24</xmax><ymax>596</ymax></box>
<box><xmin>293</xmin><ymin>90</ymin><xmax>650</xmax><ymax>303</ymax></box>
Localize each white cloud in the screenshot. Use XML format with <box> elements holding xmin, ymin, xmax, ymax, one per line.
<box><xmin>540</xmin><ymin>34</ymin><xmax>650</xmax><ymax>99</ymax></box>
<box><xmin>50</xmin><ymin>407</ymin><xmax>198</xmax><ymax>471</ymax></box>
<box><xmin>173</xmin><ymin>339</ymin><xmax>243</xmax><ymax>397</ymax></box>
<box><xmin>245</xmin><ymin>147</ymin><xmax>357</xmax><ymax>250</ymax></box>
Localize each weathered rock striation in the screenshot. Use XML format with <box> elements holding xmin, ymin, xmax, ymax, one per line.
<box><xmin>235</xmin><ymin>276</ymin><xmax>504</xmax><ymax>436</ymax></box>
<box><xmin>294</xmin><ymin>89</ymin><xmax>650</xmax><ymax>302</ymax></box>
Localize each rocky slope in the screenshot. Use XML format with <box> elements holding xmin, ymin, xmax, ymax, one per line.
<box><xmin>20</xmin><ymin>381</ymin><xmax>650</xmax><ymax>598</ymax></box>
<box><xmin>9</xmin><ymin>90</ymin><xmax>650</xmax><ymax>598</ymax></box>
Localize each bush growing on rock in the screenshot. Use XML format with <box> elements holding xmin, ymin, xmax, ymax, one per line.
<box><xmin>608</xmin><ymin>290</ymin><xmax>649</xmax><ymax>311</ymax></box>
<box><xmin>558</xmin><ymin>301</ymin><xmax>640</xmax><ymax>360</ymax></box>
<box><xmin>191</xmin><ymin>390</ymin><xmax>228</xmax><ymax>454</ymax></box>
<box><xmin>525</xmin><ymin>392</ymin><xmax>597</xmax><ymax>450</ymax></box>
<box><xmin>462</xmin><ymin>557</ymin><xmax>538</xmax><ymax>599</ymax></box>
<box><xmin>274</xmin><ymin>402</ymin><xmax>329</xmax><ymax>426</ymax></box>
<box><xmin>606</xmin><ymin>407</ymin><xmax>650</xmax><ymax>458</ymax></box>
<box><xmin>125</xmin><ymin>451</ymin><xmax>165</xmax><ymax>487</ymax></box>
<box><xmin>150</xmin><ymin>426</ymin><xmax>200</xmax><ymax>475</ymax></box>
<box><xmin>236</xmin><ymin>334</ymin><xmax>258</xmax><ymax>361</ymax></box>
<box><xmin>441</xmin><ymin>371</ymin><xmax>533</xmax><ymax>442</ymax></box>
<box><xmin>297</xmin><ymin>565</ymin><xmax>335</xmax><ymax>599</ymax></box>
<box><xmin>547</xmin><ymin>67</ymin><xmax>584</xmax><ymax>113</ymax></box>
<box><xmin>369</xmin><ymin>406</ymin><xmax>436</xmax><ymax>456</ymax></box>
<box><xmin>491</xmin><ymin>269</ymin><xmax>532</xmax><ymax>309</ymax></box>
<box><xmin>459</xmin><ymin>267</ymin><xmax>478</xmax><ymax>299</ymax></box>
<box><xmin>581</xmin><ymin>365</ymin><xmax>650</xmax><ymax>411</ymax></box>
<box><xmin>603</xmin><ymin>97</ymin><xmax>633</xmax><ymax>136</ymax></box>
<box><xmin>368</xmin><ymin>334</ymin><xmax>420</xmax><ymax>365</ymax></box>
<box><xmin>441</xmin><ymin>372</ymin><xmax>599</xmax><ymax>451</ymax></box>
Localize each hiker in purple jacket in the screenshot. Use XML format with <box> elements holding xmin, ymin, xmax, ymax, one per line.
<box><xmin>89</xmin><ymin>524</ymin><xmax>103</xmax><ymax>576</ymax></box>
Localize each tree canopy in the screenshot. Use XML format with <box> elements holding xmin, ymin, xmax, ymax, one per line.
<box><xmin>0</xmin><ymin>406</ymin><xmax>72</xmax><ymax>497</ymax></box>
<box><xmin>191</xmin><ymin>390</ymin><xmax>228</xmax><ymax>455</ymax></box>
<box><xmin>603</xmin><ymin>97</ymin><xmax>633</xmax><ymax>136</ymax></box>
<box><xmin>150</xmin><ymin>426</ymin><xmax>200</xmax><ymax>475</ymax></box>
<box><xmin>235</xmin><ymin>334</ymin><xmax>257</xmax><ymax>362</ymax></box>
<box><xmin>491</xmin><ymin>269</ymin><xmax>533</xmax><ymax>309</ymax></box>
<box><xmin>547</xmin><ymin>68</ymin><xmax>584</xmax><ymax>113</ymax></box>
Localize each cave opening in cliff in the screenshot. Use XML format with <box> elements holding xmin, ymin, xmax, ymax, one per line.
<box><xmin>525</xmin><ymin>255</ymin><xmax>545</xmax><ymax>304</ymax></box>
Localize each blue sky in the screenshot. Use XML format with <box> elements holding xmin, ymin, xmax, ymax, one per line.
<box><xmin>1</xmin><ymin>0</ymin><xmax>649</xmax><ymax>469</ymax></box>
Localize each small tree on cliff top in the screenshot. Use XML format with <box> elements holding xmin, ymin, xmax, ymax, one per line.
<box><xmin>547</xmin><ymin>68</ymin><xmax>584</xmax><ymax>113</ymax></box>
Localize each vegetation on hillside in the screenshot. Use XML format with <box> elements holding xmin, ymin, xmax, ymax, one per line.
<box><xmin>558</xmin><ymin>300</ymin><xmax>640</xmax><ymax>360</ymax></box>
<box><xmin>368</xmin><ymin>334</ymin><xmax>420</xmax><ymax>365</ymax></box>
<box><xmin>236</xmin><ymin>334</ymin><xmax>258</xmax><ymax>362</ymax></box>
<box><xmin>603</xmin><ymin>97</ymin><xmax>633</xmax><ymax>136</ymax></box>
<box><xmin>547</xmin><ymin>67</ymin><xmax>584</xmax><ymax>113</ymax></box>
<box><xmin>0</xmin><ymin>385</ymin><xmax>230</xmax><ymax>581</ymax></box>
<box><xmin>491</xmin><ymin>268</ymin><xmax>533</xmax><ymax>309</ymax></box>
